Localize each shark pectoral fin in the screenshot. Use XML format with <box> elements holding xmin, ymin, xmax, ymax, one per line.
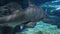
<box><xmin>25</xmin><ymin>22</ymin><xmax>36</xmax><ymax>28</ymax></box>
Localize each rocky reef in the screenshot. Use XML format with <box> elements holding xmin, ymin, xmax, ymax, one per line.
<box><xmin>16</xmin><ymin>21</ymin><xmax>60</xmax><ymax>34</ymax></box>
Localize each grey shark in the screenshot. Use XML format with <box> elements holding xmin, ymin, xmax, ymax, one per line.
<box><xmin>0</xmin><ymin>1</ymin><xmax>59</xmax><ymax>28</ymax></box>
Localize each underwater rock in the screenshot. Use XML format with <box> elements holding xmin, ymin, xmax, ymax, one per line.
<box><xmin>35</xmin><ymin>31</ymin><xmax>43</xmax><ymax>34</ymax></box>
<box><xmin>39</xmin><ymin>1</ymin><xmax>60</xmax><ymax>28</ymax></box>
<box><xmin>19</xmin><ymin>21</ymin><xmax>60</xmax><ymax>34</ymax></box>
